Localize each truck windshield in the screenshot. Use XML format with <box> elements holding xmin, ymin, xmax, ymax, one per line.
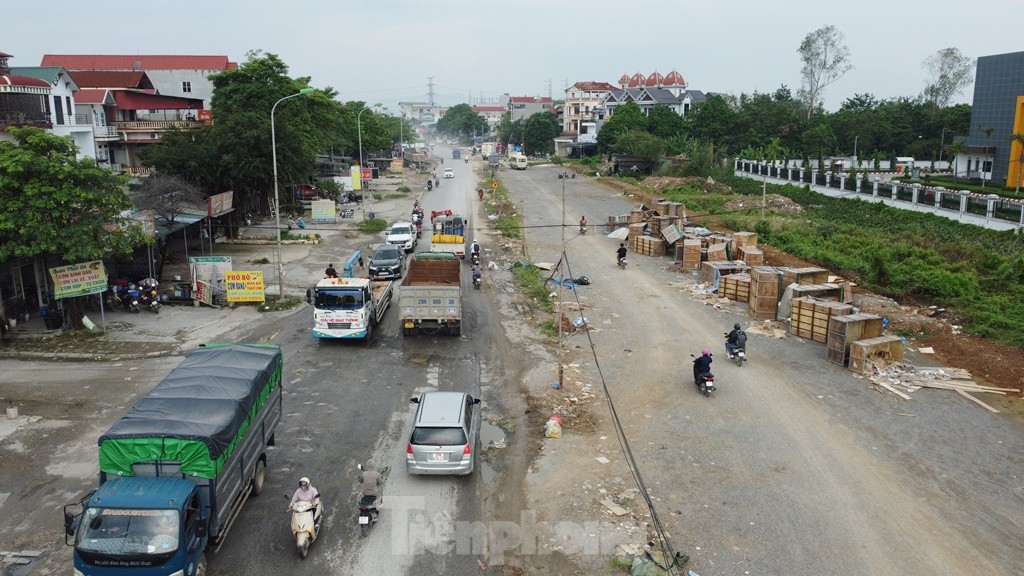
<box><xmin>390</xmin><ymin>226</ymin><xmax>412</xmax><ymax>236</ymax></box>
<box><xmin>76</xmin><ymin>508</ymin><xmax>180</xmax><ymax>556</ymax></box>
<box><xmin>315</xmin><ymin>288</ymin><xmax>365</xmax><ymax>310</ymax></box>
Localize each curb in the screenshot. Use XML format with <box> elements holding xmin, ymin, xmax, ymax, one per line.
<box><xmin>0</xmin><ymin>347</ymin><xmax>181</xmax><ymax>362</ymax></box>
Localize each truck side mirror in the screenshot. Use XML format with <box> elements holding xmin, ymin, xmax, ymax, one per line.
<box><xmin>472</xmin><ymin>397</ymin><xmax>481</xmax><ymax>405</ymax></box>
<box><xmin>409</xmin><ymin>397</ymin><xmax>420</xmax><ymax>404</ymax></box>
<box><xmin>305</xmin><ymin>288</ymin><xmax>312</xmax><ymax>304</ymax></box>
<box><xmin>63</xmin><ymin>509</ymin><xmax>77</xmax><ymax>538</ymax></box>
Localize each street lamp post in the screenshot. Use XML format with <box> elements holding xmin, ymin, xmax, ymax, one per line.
<box><xmin>853</xmin><ymin>136</ymin><xmax>859</xmax><ymax>166</ymax></box>
<box><xmin>357</xmin><ymin>103</ymin><xmax>382</xmax><ymax>218</ymax></box>
<box><xmin>939</xmin><ymin>128</ymin><xmax>952</xmax><ymax>166</ymax></box>
<box><xmin>271</xmin><ymin>87</ymin><xmax>315</xmax><ymax>299</ymax></box>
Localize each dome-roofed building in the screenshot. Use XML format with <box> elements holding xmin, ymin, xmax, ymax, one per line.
<box><xmin>603</xmin><ymin>67</ymin><xmax>704</xmax><ymax>122</ymax></box>
<box><xmin>644</xmin><ymin>71</ymin><xmax>665</xmax><ymax>87</ymax></box>
<box><xmin>0</xmin><ymin>51</ymin><xmax>53</xmax><ymax>131</ymax></box>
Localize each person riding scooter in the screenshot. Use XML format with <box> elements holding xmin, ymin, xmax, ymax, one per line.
<box><xmin>290</xmin><ymin>477</ymin><xmax>320</xmax><ymax>511</ymax></box>
<box><xmin>470</xmin><ymin>240</ymin><xmax>481</xmax><ymax>264</ymax></box>
<box><xmin>359</xmin><ymin>460</ymin><xmax>385</xmax><ymax>518</ymax></box>
<box><xmin>471</xmin><ymin>263</ymin><xmax>482</xmax><ymax>288</ymax></box>
<box><xmin>579</xmin><ymin>216</ymin><xmax>588</xmax><ymax>234</ymax></box>
<box><xmin>726</xmin><ymin>323</ymin><xmax>747</xmax><ymax>358</ymax></box>
<box><xmin>693</xmin><ymin>348</ymin><xmax>713</xmax><ymax>386</ymax></box>
<box><xmin>616</xmin><ymin>243</ymin><xmax>627</xmax><ymax>266</ymax></box>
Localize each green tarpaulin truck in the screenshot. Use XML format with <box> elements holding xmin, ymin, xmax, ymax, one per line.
<box><xmin>63</xmin><ymin>343</ymin><xmax>283</xmax><ymax>576</ymax></box>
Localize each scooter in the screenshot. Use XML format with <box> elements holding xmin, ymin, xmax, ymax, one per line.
<box><xmin>472</xmin><ymin>271</ymin><xmax>482</xmax><ymax>289</ymax></box>
<box><xmin>579</xmin><ymin>225</ymin><xmax>587</xmax><ymax>235</ymax></box>
<box><xmin>691</xmin><ymin>354</ymin><xmax>716</xmax><ymax>397</ymax></box>
<box><xmin>138</xmin><ymin>279</ymin><xmax>160</xmax><ymax>314</ymax></box>
<box><xmin>470</xmin><ymin>251</ymin><xmax>480</xmax><ymax>266</ymax></box>
<box><xmin>617</xmin><ymin>255</ymin><xmax>628</xmax><ymax>269</ymax></box>
<box><xmin>287</xmin><ymin>496</ymin><xmax>322</xmax><ymax>558</ymax></box>
<box><xmin>427</xmin><ymin>180</ymin><xmax>433</xmax><ymax>191</ymax></box>
<box><xmin>356</xmin><ymin>464</ymin><xmax>389</xmax><ymax>537</ymax></box>
<box><xmin>725</xmin><ymin>333</ymin><xmax>746</xmax><ymax>367</ymax></box>
<box><xmin>124</xmin><ymin>284</ymin><xmax>142</xmax><ymax>313</ymax></box>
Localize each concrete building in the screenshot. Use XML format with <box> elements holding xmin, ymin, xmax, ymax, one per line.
<box><xmin>964</xmin><ymin>50</ymin><xmax>1024</xmax><ymax>188</ymax></box>
<box><xmin>6</xmin><ymin>60</ymin><xmax>96</xmax><ymax>161</ymax></box>
<box><xmin>603</xmin><ymin>70</ymin><xmax>705</xmax><ymax>119</ymax></box>
<box><xmin>501</xmin><ymin>95</ymin><xmax>553</xmax><ymax>122</ymax></box>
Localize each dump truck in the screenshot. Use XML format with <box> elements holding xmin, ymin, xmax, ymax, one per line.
<box><xmin>63</xmin><ymin>343</ymin><xmax>283</xmax><ymax>576</ymax></box>
<box><xmin>399</xmin><ymin>252</ymin><xmax>462</xmax><ymax>336</ymax></box>
<box><xmin>430</xmin><ymin>213</ymin><xmax>466</xmax><ymax>259</ymax></box>
<box><xmin>307</xmin><ymin>276</ymin><xmax>393</xmax><ymax>339</ymax></box>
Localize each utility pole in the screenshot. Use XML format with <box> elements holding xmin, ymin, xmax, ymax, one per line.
<box><xmin>427</xmin><ymin>77</ymin><xmax>435</xmax><ymax>107</ymax></box>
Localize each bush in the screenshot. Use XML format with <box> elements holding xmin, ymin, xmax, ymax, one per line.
<box><xmin>357</xmin><ymin>218</ymin><xmax>388</xmax><ymax>233</ymax></box>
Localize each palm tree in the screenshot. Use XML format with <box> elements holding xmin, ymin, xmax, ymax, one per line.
<box><xmin>946</xmin><ymin>139</ymin><xmax>966</xmax><ymax>183</ymax></box>
<box><xmin>980</xmin><ymin>126</ymin><xmax>994</xmax><ymax>188</ymax></box>
<box><xmin>1013</xmin><ymin>133</ymin><xmax>1024</xmax><ymax>193</ymax></box>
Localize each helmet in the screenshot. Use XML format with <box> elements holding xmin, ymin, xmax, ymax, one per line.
<box><xmin>701</xmin><ymin>348</ymin><xmax>710</xmax><ymax>356</ymax></box>
<box><xmin>298</xmin><ymin>477</ymin><xmax>310</xmax><ymax>487</ymax></box>
<box><xmin>734</xmin><ymin>323</ymin><xmax>741</xmax><ymax>330</ymax></box>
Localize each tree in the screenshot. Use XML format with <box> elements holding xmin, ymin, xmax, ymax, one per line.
<box><xmin>682</xmin><ymin>95</ymin><xmax>738</xmax><ymax>153</ymax></box>
<box><xmin>612</xmin><ymin>130</ymin><xmax>665</xmax><ymax>162</ymax></box>
<box><xmin>435</xmin><ymin>104</ymin><xmax>486</xmax><ymax>138</ymax></box>
<box><xmin>797</xmin><ymin>25</ymin><xmax>854</xmax><ymax>121</ymax></box>
<box><xmin>522</xmin><ymin>112</ymin><xmax>560</xmax><ymax>156</ymax></box>
<box><xmin>132</xmin><ymin>174</ymin><xmax>206</xmax><ymax>224</ymax></box>
<box><xmin>921</xmin><ymin>48</ymin><xmax>975</xmax><ymax>109</ymax></box>
<box><xmin>646</xmin><ymin>105</ymin><xmax>684</xmax><ymax>140</ymax></box>
<box><xmin>0</xmin><ymin>128</ymin><xmax>149</xmax><ymax>327</ymax></box>
<box><xmin>801</xmin><ymin>123</ymin><xmax>837</xmax><ymax>161</ymax></box>
<box><xmin>596</xmin><ymin>102</ymin><xmax>646</xmax><ymax>153</ymax></box>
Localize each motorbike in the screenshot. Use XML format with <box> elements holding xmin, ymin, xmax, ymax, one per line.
<box><xmin>138</xmin><ymin>279</ymin><xmax>160</xmax><ymax>314</ymax></box>
<box><xmin>287</xmin><ymin>496</ymin><xmax>322</xmax><ymax>558</ymax></box>
<box><xmin>725</xmin><ymin>333</ymin><xmax>746</xmax><ymax>366</ymax></box>
<box><xmin>426</xmin><ymin>180</ymin><xmax>433</xmax><ymax>191</ymax></box>
<box><xmin>123</xmin><ymin>284</ymin><xmax>142</xmax><ymax>313</ymax></box>
<box><xmin>691</xmin><ymin>354</ymin><xmax>716</xmax><ymax>397</ymax></box>
<box><xmin>464</xmin><ymin>158</ymin><xmax>469</xmax><ymax>164</ymax></box>
<box><xmin>470</xmin><ymin>250</ymin><xmax>480</xmax><ymax>266</ymax></box>
<box><xmin>356</xmin><ymin>464</ymin><xmax>389</xmax><ymax>537</ymax></box>
<box><xmin>579</xmin><ymin>224</ymin><xmax>587</xmax><ymax>235</ymax></box>
<box><xmin>472</xmin><ymin>271</ymin><xmax>482</xmax><ymax>289</ymax></box>
<box><xmin>617</xmin><ymin>255</ymin><xmax>628</xmax><ymax>269</ymax></box>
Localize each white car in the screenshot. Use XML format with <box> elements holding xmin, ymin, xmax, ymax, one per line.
<box><xmin>386</xmin><ymin>222</ymin><xmax>417</xmax><ymax>253</ymax></box>
<box><xmin>443</xmin><ymin>168</ymin><xmax>454</xmax><ymax>179</ymax></box>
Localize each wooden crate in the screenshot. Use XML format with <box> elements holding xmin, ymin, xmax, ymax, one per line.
<box><xmin>790</xmin><ymin>283</ymin><xmax>844</xmax><ymax>302</ymax></box>
<box><xmin>826</xmin><ymin>313</ymin><xmax>884</xmax><ymax>366</ymax></box>
<box><xmin>634</xmin><ymin>235</ymin><xmax>666</xmax><ymax>256</ymax></box>
<box><xmin>707</xmin><ymin>242</ymin><xmax>728</xmax><ymax>261</ymax></box>
<box><xmin>789</xmin><ymin>297</ymin><xmax>854</xmax><ymax>342</ymax></box>
<box><xmin>680</xmin><ymin>239</ymin><xmax>701</xmax><ymax>269</ymax></box>
<box><xmin>849</xmin><ymin>335</ymin><xmax>905</xmax><ymax>375</ymax></box>
<box><xmin>731</xmin><ymin>231</ymin><xmax>758</xmax><ymax>256</ymax></box>
<box><xmin>782</xmin><ymin>267</ymin><xmax>830</xmax><ymax>286</ymax></box>
<box><xmin>721</xmin><ymin>273</ymin><xmax>751</xmax><ymax>302</ymax></box>
<box><xmin>749</xmin><ymin>295</ymin><xmax>778</xmax><ymax>320</ymax></box>
<box><xmin>700</xmin><ymin>261</ymin><xmax>749</xmax><ymax>285</ymax></box>
<box><xmin>739</xmin><ymin>245</ymin><xmax>764</xmax><ymax>266</ymax></box>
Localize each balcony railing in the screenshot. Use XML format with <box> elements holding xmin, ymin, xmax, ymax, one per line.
<box><xmin>93</xmin><ymin>125</ymin><xmax>118</xmax><ymax>137</ymax></box>
<box><xmin>115</xmin><ymin>120</ymin><xmax>200</xmax><ymax>130</ymax></box>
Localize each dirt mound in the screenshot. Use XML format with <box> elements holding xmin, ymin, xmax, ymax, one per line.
<box><xmin>724</xmin><ymin>193</ymin><xmax>804</xmax><ymax>213</ymax></box>
<box><xmin>642</xmin><ymin>175</ymin><xmax>734</xmax><ymax>195</ymax></box>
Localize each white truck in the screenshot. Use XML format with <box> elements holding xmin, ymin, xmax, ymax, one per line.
<box><xmin>386</xmin><ymin>221</ymin><xmax>417</xmax><ymax>253</ymax></box>
<box><xmin>307</xmin><ymin>277</ymin><xmax>393</xmax><ymax>339</ymax></box>
<box><xmin>430</xmin><ymin>213</ymin><xmax>466</xmax><ymax>259</ymax></box>
<box><xmin>399</xmin><ymin>252</ymin><xmax>462</xmax><ymax>336</ymax></box>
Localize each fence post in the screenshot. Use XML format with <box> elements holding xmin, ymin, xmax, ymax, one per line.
<box><xmin>911</xmin><ymin>183</ymin><xmax>921</xmax><ymax>205</ymax></box>
<box><xmin>986</xmin><ymin>194</ymin><xmax>998</xmax><ymax>219</ymax></box>
<box><xmin>959</xmin><ymin>194</ymin><xmax>969</xmax><ymax>215</ymax></box>
<box><xmin>934</xmin><ymin>190</ymin><xmax>942</xmax><ymax>208</ymax></box>
<box><xmin>872</xmin><ymin>178</ymin><xmax>879</xmax><ymax>197</ymax></box>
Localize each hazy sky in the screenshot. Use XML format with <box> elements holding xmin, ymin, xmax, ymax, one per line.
<box><xmin>5</xmin><ymin>0</ymin><xmax>1021</xmax><ymax>113</ymax></box>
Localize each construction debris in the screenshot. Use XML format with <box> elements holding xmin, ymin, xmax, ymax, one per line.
<box><xmin>868</xmin><ymin>363</ymin><xmax>1020</xmax><ymax>411</ymax></box>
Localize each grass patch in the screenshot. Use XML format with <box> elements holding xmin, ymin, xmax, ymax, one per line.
<box><xmin>253</xmin><ymin>295</ymin><xmax>302</xmax><ymax>313</ymax></box>
<box><xmin>396</xmin><ymin>185</ymin><xmax>411</xmax><ymax>193</ymax></box>
<box><xmin>250</xmin><ymin>257</ymin><xmax>270</xmax><ymax>265</ymax></box>
<box><xmin>512</xmin><ymin>263</ymin><xmax>553</xmax><ymax>313</ymax></box>
<box><xmin>539</xmin><ymin>319</ymin><xmax>558</xmax><ymax>337</ymax></box>
<box><xmin>357</xmin><ymin>218</ymin><xmax>389</xmax><ymax>233</ymax></box>
<box><xmin>384</xmin><ymin>193</ymin><xmax>405</xmax><ymax>200</ymax></box>
<box><xmin>482</xmin><ymin>178</ymin><xmax>523</xmax><ymax>238</ymax></box>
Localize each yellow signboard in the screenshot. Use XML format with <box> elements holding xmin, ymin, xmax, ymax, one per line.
<box><xmin>49</xmin><ymin>261</ymin><xmax>108</xmax><ymax>299</ymax></box>
<box><xmin>224</xmin><ymin>271</ymin><xmax>266</xmax><ymax>302</ymax></box>
<box><xmin>490</xmin><ymin>180</ymin><xmax>498</xmax><ymax>189</ymax></box>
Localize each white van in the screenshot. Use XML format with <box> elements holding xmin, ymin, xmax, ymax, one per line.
<box><xmin>509</xmin><ymin>156</ymin><xmax>528</xmax><ymax>170</ymax></box>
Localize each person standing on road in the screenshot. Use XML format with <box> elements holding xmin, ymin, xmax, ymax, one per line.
<box><xmin>324</xmin><ymin>263</ymin><xmax>338</xmax><ymax>278</ymax></box>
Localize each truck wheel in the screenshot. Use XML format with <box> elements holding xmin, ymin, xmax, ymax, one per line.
<box><xmin>365</xmin><ymin>321</ymin><xmax>373</xmax><ymax>340</ymax></box>
<box><xmin>251</xmin><ymin>459</ymin><xmax>266</xmax><ymax>496</ymax></box>
<box><xmin>195</xmin><ymin>553</ymin><xmax>207</xmax><ymax>576</ymax></box>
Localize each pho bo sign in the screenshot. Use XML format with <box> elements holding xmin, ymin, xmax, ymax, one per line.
<box><xmin>224</xmin><ymin>271</ymin><xmax>265</xmax><ymax>303</ymax></box>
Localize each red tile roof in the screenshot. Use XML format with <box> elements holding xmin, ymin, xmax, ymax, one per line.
<box><xmin>571</xmin><ymin>81</ymin><xmax>616</xmax><ymax>92</ymax></box>
<box><xmin>472</xmin><ymin>105</ymin><xmax>506</xmax><ymax>112</ymax></box>
<box><xmin>510</xmin><ymin>96</ymin><xmax>552</xmax><ymax>103</ymax></box>
<box><xmin>663</xmin><ymin>70</ymin><xmax>686</xmax><ymax>86</ymax></box>
<box><xmin>0</xmin><ymin>75</ymin><xmax>50</xmax><ymax>88</ymax></box>
<box><xmin>112</xmin><ymin>91</ymin><xmax>203</xmax><ymax>110</ymax></box>
<box><xmin>67</xmin><ymin>71</ymin><xmax>154</xmax><ymax>90</ymax></box>
<box><xmin>41</xmin><ymin>54</ymin><xmax>237</xmax><ymax>71</ymax></box>
<box><xmin>74</xmin><ymin>89</ymin><xmax>110</xmax><ymax>104</ymax></box>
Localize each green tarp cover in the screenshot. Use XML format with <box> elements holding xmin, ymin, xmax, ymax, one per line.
<box><xmin>98</xmin><ymin>344</ymin><xmax>282</xmax><ymax>479</ymax></box>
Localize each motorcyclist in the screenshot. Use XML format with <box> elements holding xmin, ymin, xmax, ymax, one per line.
<box><xmin>290</xmin><ymin>477</ymin><xmax>319</xmax><ymax>510</ymax></box>
<box><xmin>470</xmin><ymin>240</ymin><xmax>481</xmax><ymax>257</ymax></box>
<box><xmin>324</xmin><ymin>263</ymin><xmax>338</xmax><ymax>278</ymax></box>
<box><xmin>693</xmin><ymin>348</ymin><xmax>713</xmax><ymax>385</ymax></box>
<box><xmin>726</xmin><ymin>323</ymin><xmax>747</xmax><ymax>358</ymax></box>
<box><xmin>471</xmin><ymin>263</ymin><xmax>482</xmax><ymax>283</ymax></box>
<box><xmin>579</xmin><ymin>216</ymin><xmax>587</xmax><ymax>232</ymax></box>
<box><xmin>359</xmin><ymin>460</ymin><xmax>385</xmax><ymax>508</ymax></box>
<box><xmin>616</xmin><ymin>243</ymin><xmax>627</xmax><ymax>264</ymax></box>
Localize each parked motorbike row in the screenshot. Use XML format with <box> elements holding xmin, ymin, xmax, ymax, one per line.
<box><xmin>106</xmin><ymin>279</ymin><xmax>161</xmax><ymax>314</ymax></box>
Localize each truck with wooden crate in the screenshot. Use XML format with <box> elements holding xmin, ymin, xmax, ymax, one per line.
<box><xmin>430</xmin><ymin>213</ymin><xmax>466</xmax><ymax>259</ymax></box>
<box><xmin>399</xmin><ymin>252</ymin><xmax>462</xmax><ymax>336</ymax></box>
<box><xmin>63</xmin><ymin>343</ymin><xmax>283</xmax><ymax>576</ymax></box>
<box><xmin>307</xmin><ymin>276</ymin><xmax>393</xmax><ymax>339</ymax></box>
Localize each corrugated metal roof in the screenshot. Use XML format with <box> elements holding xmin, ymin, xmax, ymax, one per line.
<box><xmin>69</xmin><ymin>70</ymin><xmax>154</xmax><ymax>90</ymax></box>
<box><xmin>74</xmin><ymin>88</ymin><xmax>112</xmax><ymax>104</ymax></box>
<box><xmin>0</xmin><ymin>75</ymin><xmax>50</xmax><ymax>88</ymax></box>
<box><xmin>41</xmin><ymin>54</ymin><xmax>237</xmax><ymax>71</ymax></box>
<box><xmin>113</xmin><ymin>91</ymin><xmax>203</xmax><ymax>110</ymax></box>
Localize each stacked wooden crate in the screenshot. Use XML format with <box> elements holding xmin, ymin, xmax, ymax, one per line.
<box><xmin>721</xmin><ymin>273</ymin><xmax>751</xmax><ymax>302</ymax></box>
<box><xmin>632</xmin><ymin>235</ymin><xmax>667</xmax><ymax>256</ymax></box>
<box><xmin>680</xmin><ymin>239</ymin><xmax>701</xmax><ymax>269</ymax></box>
<box><xmin>749</xmin><ymin>266</ymin><xmax>784</xmax><ymax>320</ymax></box>
<box><xmin>627</xmin><ymin>222</ymin><xmax>646</xmax><ymax>243</ymax></box>
<box><xmin>700</xmin><ymin>261</ymin><xmax>749</xmax><ymax>285</ymax></box>
<box><xmin>789</xmin><ymin>297</ymin><xmax>854</xmax><ymax>342</ymax></box>
<box><xmin>738</xmin><ymin>245</ymin><xmax>764</xmax><ymax>266</ymax></box>
<box><xmin>782</xmin><ymin>267</ymin><xmax>830</xmax><ymax>285</ymax></box>
<box><xmin>825</xmin><ymin>313</ymin><xmax>884</xmax><ymax>366</ymax></box>
<box><xmin>849</xmin><ymin>335</ymin><xmax>905</xmax><ymax>375</ymax></box>
<box><xmin>706</xmin><ymin>242</ymin><xmax>729</xmax><ymax>261</ymax></box>
<box><xmin>730</xmin><ymin>232</ymin><xmax>758</xmax><ymax>257</ymax></box>
<box><xmin>628</xmin><ymin>208</ymin><xmax>646</xmax><ymax>224</ymax></box>
<box><xmin>790</xmin><ymin>283</ymin><xmax>844</xmax><ymax>302</ymax></box>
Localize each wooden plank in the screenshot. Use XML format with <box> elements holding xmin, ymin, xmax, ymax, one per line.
<box><xmin>600</xmin><ymin>498</ymin><xmax>629</xmax><ymax>516</ymax></box>
<box><xmin>875</xmin><ymin>381</ymin><xmax>913</xmax><ymax>400</ymax></box>
<box><xmin>956</xmin><ymin>389</ymin><xmax>1000</xmax><ymax>413</ymax></box>
<box><xmin>912</xmin><ymin>381</ymin><xmax>1007</xmax><ymax>395</ymax></box>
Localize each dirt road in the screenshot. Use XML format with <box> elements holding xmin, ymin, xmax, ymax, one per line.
<box><xmin>498</xmin><ymin>165</ymin><xmax>1024</xmax><ymax>575</ymax></box>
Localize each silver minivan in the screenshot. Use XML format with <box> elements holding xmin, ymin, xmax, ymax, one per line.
<box><xmin>406</xmin><ymin>391</ymin><xmax>480</xmax><ymax>475</ymax></box>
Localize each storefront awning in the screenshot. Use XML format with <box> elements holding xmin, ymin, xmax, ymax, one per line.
<box><xmin>155</xmin><ymin>215</ymin><xmax>204</xmax><ymax>240</ymax></box>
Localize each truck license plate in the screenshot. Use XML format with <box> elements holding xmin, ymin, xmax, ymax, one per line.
<box><xmin>404</xmin><ymin>321</ymin><xmax>414</xmax><ymax>328</ymax></box>
<box><xmin>430</xmin><ymin>452</ymin><xmax>447</xmax><ymax>462</ymax></box>
<box><xmin>358</xmin><ymin>515</ymin><xmax>370</xmax><ymax>525</ymax></box>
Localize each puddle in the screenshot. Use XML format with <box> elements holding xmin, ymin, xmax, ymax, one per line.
<box><xmin>478</xmin><ymin>460</ymin><xmax>497</xmax><ymax>484</ymax></box>
<box><xmin>479</xmin><ymin>421</ymin><xmax>507</xmax><ymax>449</ymax></box>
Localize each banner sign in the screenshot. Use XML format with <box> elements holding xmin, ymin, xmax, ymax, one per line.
<box><xmin>189</xmin><ymin>256</ymin><xmax>232</xmax><ymax>298</ymax></box>
<box><xmin>224</xmin><ymin>271</ymin><xmax>265</xmax><ymax>302</ymax></box>
<box><xmin>49</xmin><ymin>261</ymin><xmax>108</xmax><ymax>299</ymax></box>
<box><xmin>194</xmin><ymin>280</ymin><xmax>214</xmax><ymax>306</ymax></box>
<box><xmin>311</xmin><ymin>200</ymin><xmax>337</xmax><ymax>223</ymax></box>
<box><xmin>207</xmin><ymin>191</ymin><xmax>234</xmax><ymax>217</ymax></box>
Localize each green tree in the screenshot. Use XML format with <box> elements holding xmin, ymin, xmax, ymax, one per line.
<box><xmin>436</xmin><ymin>103</ymin><xmax>487</xmax><ymax>138</ymax></box>
<box><xmin>522</xmin><ymin>112</ymin><xmax>560</xmax><ymax>156</ymax></box>
<box><xmin>920</xmin><ymin>48</ymin><xmax>975</xmax><ymax>111</ymax></box>
<box><xmin>0</xmin><ymin>128</ymin><xmax>149</xmax><ymax>326</ymax></box>
<box><xmin>797</xmin><ymin>25</ymin><xmax>854</xmax><ymax>120</ymax></box>
<box><xmin>802</xmin><ymin>123</ymin><xmax>837</xmax><ymax>159</ymax></box>
<box><xmin>646</xmin><ymin>105</ymin><xmax>684</xmax><ymax>140</ymax></box>
<box><xmin>681</xmin><ymin>95</ymin><xmax>738</xmax><ymax>153</ymax></box>
<box><xmin>613</xmin><ymin>130</ymin><xmax>666</xmax><ymax>161</ymax></box>
<box><xmin>596</xmin><ymin>102</ymin><xmax>646</xmax><ymax>153</ymax></box>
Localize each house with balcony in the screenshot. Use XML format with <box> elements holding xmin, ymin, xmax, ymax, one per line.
<box><xmin>603</xmin><ymin>70</ymin><xmax>705</xmax><ymax>119</ymax></box>
<box><xmin>40</xmin><ymin>54</ymin><xmax>235</xmax><ymax>110</ymax></box>
<box><xmin>555</xmin><ymin>81</ymin><xmax>616</xmax><ymax>157</ymax></box>
<box><xmin>9</xmin><ymin>63</ymin><xmax>96</xmax><ymax>161</ymax></box>
<box><xmin>66</xmin><ymin>69</ymin><xmax>204</xmax><ymax>175</ymax></box>
<box><xmin>0</xmin><ymin>51</ymin><xmax>53</xmax><ymax>138</ymax></box>
<box><xmin>500</xmin><ymin>94</ymin><xmax>554</xmax><ymax>122</ymax></box>
<box><xmin>472</xmin><ymin>105</ymin><xmax>506</xmax><ymax>128</ymax></box>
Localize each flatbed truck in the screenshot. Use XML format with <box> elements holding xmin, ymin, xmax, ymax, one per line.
<box><xmin>307</xmin><ymin>277</ymin><xmax>393</xmax><ymax>339</ymax></box>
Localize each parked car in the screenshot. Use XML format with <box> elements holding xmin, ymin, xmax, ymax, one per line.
<box><xmin>443</xmin><ymin>168</ymin><xmax>454</xmax><ymax>179</ymax></box>
<box><xmin>367</xmin><ymin>244</ymin><xmax>404</xmax><ymax>280</ymax></box>
<box><xmin>406</xmin><ymin>391</ymin><xmax>480</xmax><ymax>475</ymax></box>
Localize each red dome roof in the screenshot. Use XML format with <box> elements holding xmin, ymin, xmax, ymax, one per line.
<box><xmin>627</xmin><ymin>72</ymin><xmax>646</xmax><ymax>88</ymax></box>
<box><xmin>644</xmin><ymin>71</ymin><xmax>665</xmax><ymax>87</ymax></box>
<box><xmin>618</xmin><ymin>73</ymin><xmax>630</xmax><ymax>86</ymax></box>
<box><xmin>0</xmin><ymin>75</ymin><xmax>50</xmax><ymax>88</ymax></box>
<box><xmin>663</xmin><ymin>70</ymin><xmax>686</xmax><ymax>87</ymax></box>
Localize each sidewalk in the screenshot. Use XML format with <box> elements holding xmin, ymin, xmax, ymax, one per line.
<box><xmin>0</xmin><ymin>176</ymin><xmax>420</xmax><ymax>361</ymax></box>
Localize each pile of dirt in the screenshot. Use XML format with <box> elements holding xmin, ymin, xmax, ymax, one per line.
<box><xmin>642</xmin><ymin>176</ymin><xmax>733</xmax><ymax>195</ymax></box>
<box><xmin>723</xmin><ymin>193</ymin><xmax>804</xmax><ymax>213</ymax></box>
